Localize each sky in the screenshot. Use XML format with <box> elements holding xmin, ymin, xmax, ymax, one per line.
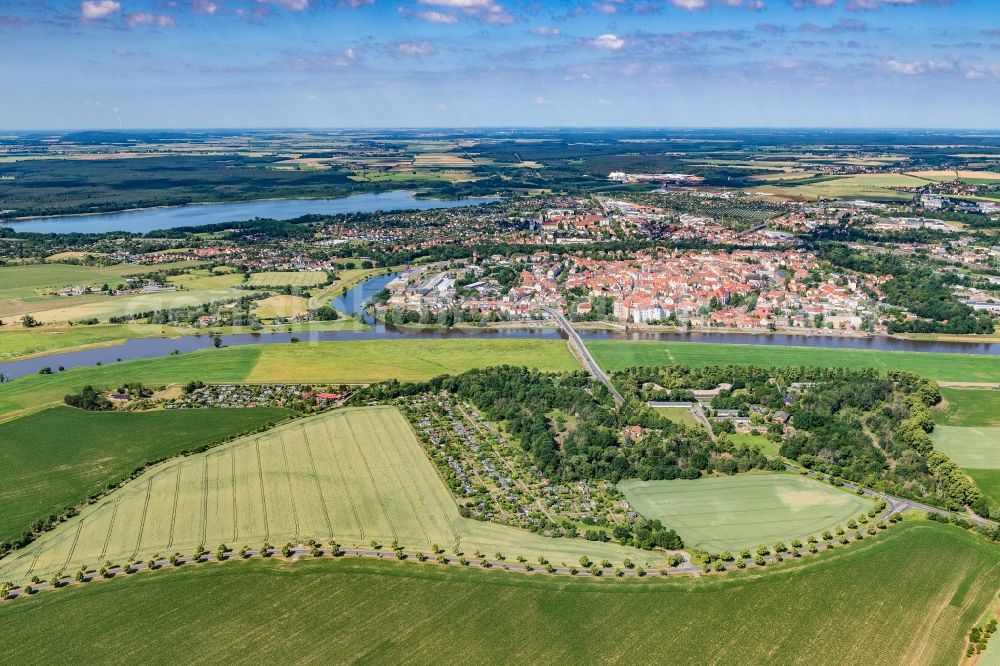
<box><xmin>1</xmin><ymin>0</ymin><xmax>999</xmax><ymax>129</ymax></box>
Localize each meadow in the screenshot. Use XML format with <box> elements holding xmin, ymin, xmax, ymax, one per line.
<box><xmin>21</xmin><ymin>287</ymin><xmax>245</xmax><ymax>324</ymax></box>
<box><xmin>750</xmin><ymin>173</ymin><xmax>930</xmax><ymax>201</ymax></box>
<box><xmin>727</xmin><ymin>433</ymin><xmax>780</xmax><ymax>457</ymax></box>
<box><xmin>0</xmin><ymin>262</ymin><xmax>203</xmax><ymax>300</ymax></box>
<box><xmin>0</xmin><ymin>346</ymin><xmax>264</xmax><ymax>421</ymax></box>
<box><xmin>245</xmin><ymin>272</ymin><xmax>328</xmax><ymax>288</ymax></box>
<box><xmin>967</xmin><ymin>470</ymin><xmax>1000</xmax><ymax>511</ymax></box>
<box><xmin>0</xmin><ymin>522</ymin><xmax>996</xmax><ymax>665</ymax></box>
<box><xmin>0</xmin><ymin>324</ymin><xmax>169</xmax><ymax>361</ymax></box>
<box><xmin>166</xmin><ymin>269</ymin><xmax>243</xmax><ymax>290</ymax></box>
<box><xmin>589</xmin><ymin>340</ymin><xmax>1000</xmax><ymax>383</ymax></box>
<box><xmin>651</xmin><ymin>405</ymin><xmax>699</xmax><ymax>428</ymax></box>
<box><xmin>252</xmin><ymin>295</ymin><xmax>309</xmax><ymax>320</ymax></box>
<box><xmin>619</xmin><ymin>474</ymin><xmax>872</xmax><ymax>552</ymax></box>
<box><xmin>931</xmin><ymin>426</ymin><xmax>1000</xmax><ymax>469</ymax></box>
<box><xmin>245</xmin><ymin>339</ymin><xmax>578</xmax><ymax>383</ymax></box>
<box><xmin>0</xmin><ymin>406</ymin><xmax>290</xmax><ymax>544</ymax></box>
<box><xmin>935</xmin><ymin>388</ymin><xmax>1000</xmax><ymax>427</ymax></box>
<box><xmin>0</xmin><ymin>407</ymin><xmax>668</xmax><ymax>583</ymax></box>
<box><xmin>0</xmin><ymin>339</ymin><xmax>576</xmax><ymax>421</ymax></box>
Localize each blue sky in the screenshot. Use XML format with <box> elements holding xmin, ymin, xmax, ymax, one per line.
<box><xmin>1</xmin><ymin>0</ymin><xmax>998</xmax><ymax>129</ymax></box>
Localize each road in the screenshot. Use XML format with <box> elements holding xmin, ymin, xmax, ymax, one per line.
<box><xmin>783</xmin><ymin>462</ymin><xmax>996</xmax><ymax>528</ymax></box>
<box><xmin>541</xmin><ymin>306</ymin><xmax>624</xmax><ymax>405</ymax></box>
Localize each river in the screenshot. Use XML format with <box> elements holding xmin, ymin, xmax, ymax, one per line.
<box><xmin>2</xmin><ymin>273</ymin><xmax>998</xmax><ymax>382</ymax></box>
<box><xmin>0</xmin><ymin>191</ymin><xmax>499</xmax><ymax>234</ymax></box>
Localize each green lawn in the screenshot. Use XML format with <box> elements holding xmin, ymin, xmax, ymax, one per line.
<box><xmin>935</xmin><ymin>389</ymin><xmax>1000</xmax><ymax>427</ymax></box>
<box><xmin>0</xmin><ymin>406</ymin><xmax>291</xmax><ymax>544</ymax></box>
<box><xmin>619</xmin><ymin>474</ymin><xmax>872</xmax><ymax>552</ymax></box>
<box><xmin>589</xmin><ymin>340</ymin><xmax>1000</xmax><ymax>383</ymax></box>
<box><xmin>931</xmin><ymin>426</ymin><xmax>1000</xmax><ymax>469</ymax></box>
<box><xmin>0</xmin><ymin>522</ymin><xmax>996</xmax><ymax>665</ymax></box>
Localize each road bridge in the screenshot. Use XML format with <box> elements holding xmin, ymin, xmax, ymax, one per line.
<box><xmin>541</xmin><ymin>307</ymin><xmax>624</xmax><ymax>406</ymax></box>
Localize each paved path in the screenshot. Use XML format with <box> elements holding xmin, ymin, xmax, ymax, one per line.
<box><xmin>541</xmin><ymin>306</ymin><xmax>624</xmax><ymax>405</ymax></box>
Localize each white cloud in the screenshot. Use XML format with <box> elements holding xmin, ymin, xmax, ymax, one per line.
<box><xmin>261</xmin><ymin>0</ymin><xmax>310</xmax><ymax>11</ymax></box>
<box><xmin>965</xmin><ymin>64</ymin><xmax>1000</xmax><ymax>80</ymax></box>
<box><xmin>790</xmin><ymin>0</ymin><xmax>835</xmax><ymax>7</ymax></box>
<box><xmin>882</xmin><ymin>58</ymin><xmax>956</xmax><ymax>75</ymax></box>
<box><xmin>594</xmin><ymin>0</ymin><xmax>625</xmax><ymax>13</ymax></box>
<box><xmin>846</xmin><ymin>0</ymin><xmax>946</xmax><ymax>10</ymax></box>
<box><xmin>531</xmin><ymin>26</ymin><xmax>560</xmax><ymax>36</ymax></box>
<box><xmin>534</xmin><ymin>95</ymin><xmax>551</xmax><ymax>105</ymax></box>
<box><xmin>391</xmin><ymin>41</ymin><xmax>437</xmax><ymax>56</ymax></box>
<box><xmin>589</xmin><ymin>33</ymin><xmax>625</xmax><ymax>50</ymax></box>
<box><xmin>670</xmin><ymin>0</ymin><xmax>764</xmax><ymax>7</ymax></box>
<box><xmin>404</xmin><ymin>8</ymin><xmax>459</xmax><ymax>23</ymax></box>
<box><xmin>80</xmin><ymin>0</ymin><xmax>121</xmax><ymax>20</ymax></box>
<box><xmin>418</xmin><ymin>0</ymin><xmax>491</xmax><ymax>6</ymax></box>
<box><xmin>292</xmin><ymin>48</ymin><xmax>358</xmax><ymax>69</ymax></box>
<box><xmin>414</xmin><ymin>0</ymin><xmax>514</xmax><ymax>24</ymax></box>
<box><xmin>125</xmin><ymin>12</ymin><xmax>176</xmax><ymax>27</ymax></box>
<box><xmin>192</xmin><ymin>0</ymin><xmax>219</xmax><ymax>14</ymax></box>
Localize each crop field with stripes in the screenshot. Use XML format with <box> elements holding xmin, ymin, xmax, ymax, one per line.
<box><xmin>3</xmin><ymin>523</ymin><xmax>999</xmax><ymax>666</ymax></box>
<box><xmin>245</xmin><ymin>271</ymin><xmax>328</xmax><ymax>288</ymax></box>
<box><xmin>0</xmin><ymin>407</ymin><xmax>666</xmax><ymax>583</ymax></box>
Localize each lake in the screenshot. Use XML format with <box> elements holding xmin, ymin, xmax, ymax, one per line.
<box><xmin>0</xmin><ymin>191</ymin><xmax>499</xmax><ymax>234</ymax></box>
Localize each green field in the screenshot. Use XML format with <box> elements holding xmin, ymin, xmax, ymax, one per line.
<box><xmin>0</xmin><ymin>339</ymin><xmax>577</xmax><ymax>421</ymax></box>
<box><xmin>166</xmin><ymin>270</ymin><xmax>243</xmax><ymax>290</ymax></box>
<box><xmin>967</xmin><ymin>470</ymin><xmax>1000</xmax><ymax>510</ymax></box>
<box><xmin>0</xmin><ymin>262</ymin><xmax>203</xmax><ymax>300</ymax></box>
<box><xmin>0</xmin><ymin>407</ymin><xmax>666</xmax><ymax>583</ymax></box>
<box><xmin>0</xmin><ymin>406</ymin><xmax>291</xmax><ymax>544</ymax></box>
<box><xmin>751</xmin><ymin>173</ymin><xmax>930</xmax><ymax>201</ymax></box>
<box><xmin>619</xmin><ymin>474</ymin><xmax>872</xmax><ymax>552</ymax></box>
<box><xmin>0</xmin><ymin>325</ymin><xmax>166</xmax><ymax>361</ymax></box>
<box><xmin>245</xmin><ymin>339</ymin><xmax>578</xmax><ymax>383</ymax></box>
<box><xmin>727</xmin><ymin>433</ymin><xmax>781</xmax><ymax>457</ymax></box>
<box><xmin>20</xmin><ymin>287</ymin><xmax>245</xmax><ymax>324</ymax></box>
<box><xmin>0</xmin><ymin>320</ymin><xmax>369</xmax><ymax>362</ymax></box>
<box><xmin>931</xmin><ymin>426</ymin><xmax>1000</xmax><ymax>469</ymax></box>
<box><xmin>590</xmin><ymin>340</ymin><xmax>1000</xmax><ymax>383</ymax></box>
<box><xmin>245</xmin><ymin>272</ymin><xmax>328</xmax><ymax>288</ymax></box>
<box><xmin>651</xmin><ymin>405</ymin><xmax>699</xmax><ymax>428</ymax></box>
<box><xmin>936</xmin><ymin>389</ymin><xmax>1000</xmax><ymax>427</ymax></box>
<box><xmin>0</xmin><ymin>522</ymin><xmax>996</xmax><ymax>665</ymax></box>
<box><xmin>0</xmin><ymin>346</ymin><xmax>264</xmax><ymax>421</ymax></box>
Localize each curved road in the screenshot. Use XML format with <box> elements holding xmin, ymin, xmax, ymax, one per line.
<box><xmin>541</xmin><ymin>306</ymin><xmax>624</xmax><ymax>405</ymax></box>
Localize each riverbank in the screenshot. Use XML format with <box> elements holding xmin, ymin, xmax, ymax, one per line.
<box><xmin>0</xmin><ymin>319</ymin><xmax>368</xmax><ymax>363</ymax></box>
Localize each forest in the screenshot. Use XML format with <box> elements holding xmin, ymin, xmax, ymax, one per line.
<box><xmin>613</xmin><ymin>363</ymin><xmax>986</xmax><ymax>515</ymax></box>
